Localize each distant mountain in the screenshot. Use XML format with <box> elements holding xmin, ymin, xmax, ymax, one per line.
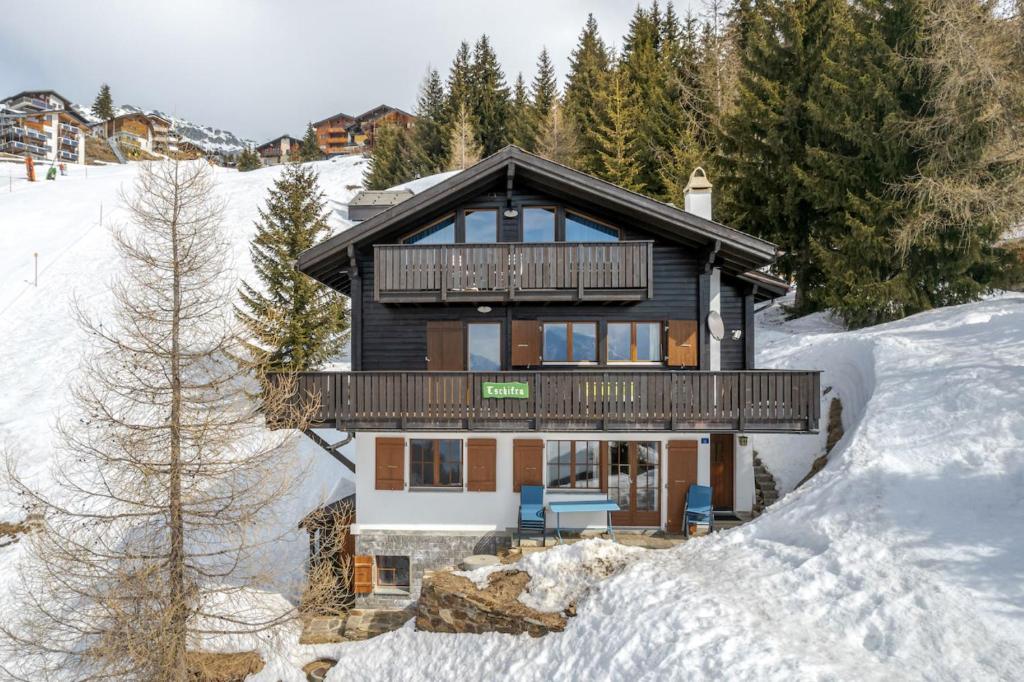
<box><xmin>74</xmin><ymin>103</ymin><xmax>255</xmax><ymax>157</ymax></box>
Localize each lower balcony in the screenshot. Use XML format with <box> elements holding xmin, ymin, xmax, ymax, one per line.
<box><xmin>275</xmin><ymin>370</ymin><xmax>821</xmax><ymax>433</ymax></box>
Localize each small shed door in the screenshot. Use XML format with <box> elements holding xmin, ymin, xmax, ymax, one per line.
<box><xmin>512</xmin><ymin>439</ymin><xmax>543</xmax><ymax>491</ymax></box>
<box><xmin>666</xmin><ymin>440</ymin><xmax>699</xmax><ymax>533</ymax></box>
<box><xmin>510</xmin><ymin>320</ymin><xmax>541</xmax><ymax>367</ymax></box>
<box><xmin>466</xmin><ymin>438</ymin><xmax>497</xmax><ymax>492</ymax></box>
<box><xmin>426</xmin><ymin>321</ymin><xmax>465</xmax><ymax>371</ymax></box>
<box><xmin>667</xmin><ymin>320</ymin><xmax>698</xmax><ymax>367</ymax></box>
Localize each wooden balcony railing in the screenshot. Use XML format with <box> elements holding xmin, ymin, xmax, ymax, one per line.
<box><xmin>277</xmin><ymin>370</ymin><xmax>821</xmax><ymax>433</ymax></box>
<box><xmin>373</xmin><ymin>241</ymin><xmax>654</xmax><ymax>303</ymax></box>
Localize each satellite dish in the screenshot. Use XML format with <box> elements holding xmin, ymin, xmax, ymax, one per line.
<box><xmin>707</xmin><ymin>311</ymin><xmax>725</xmax><ymax>341</ymax></box>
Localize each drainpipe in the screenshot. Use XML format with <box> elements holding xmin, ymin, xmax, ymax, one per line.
<box><xmin>303</xmin><ymin>428</ymin><xmax>356</xmax><ymax>473</ymax></box>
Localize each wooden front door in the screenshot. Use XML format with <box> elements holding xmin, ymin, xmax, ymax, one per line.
<box><xmin>665</xmin><ymin>440</ymin><xmax>698</xmax><ymax>533</ymax></box>
<box><xmin>710</xmin><ymin>434</ymin><xmax>735</xmax><ymax>510</ymax></box>
<box><xmin>426</xmin><ymin>321</ymin><xmax>464</xmax><ymax>371</ymax></box>
<box><xmin>608</xmin><ymin>441</ymin><xmax>661</xmax><ymax>527</ymax></box>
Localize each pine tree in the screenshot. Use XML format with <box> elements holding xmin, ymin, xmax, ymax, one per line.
<box><xmin>593</xmin><ymin>70</ymin><xmax>643</xmax><ymax>191</ymax></box>
<box><xmin>508</xmin><ymin>73</ymin><xmax>536</xmax><ymax>150</ymax></box>
<box><xmin>237</xmin><ymin>164</ymin><xmax>348</xmax><ymax>371</ymax></box>
<box><xmin>447</xmin><ymin>102</ymin><xmax>483</xmax><ymax>170</ymax></box>
<box><xmin>91</xmin><ymin>83</ymin><xmax>114</xmax><ymax>120</ymax></box>
<box><xmin>530</xmin><ymin>47</ymin><xmax>559</xmax><ymax>127</ymax></box>
<box><xmin>564</xmin><ymin>14</ymin><xmax>612</xmax><ymax>174</ymax></box>
<box><xmin>236</xmin><ymin>146</ymin><xmax>262</xmax><ymax>172</ymax></box>
<box><xmin>299</xmin><ymin>122</ymin><xmax>323</xmax><ymax>162</ymax></box>
<box><xmin>469</xmin><ymin>35</ymin><xmax>511</xmax><ymax>156</ymax></box>
<box><xmin>535</xmin><ymin>99</ymin><xmax>578</xmax><ymax>167</ymax></box>
<box><xmin>364</xmin><ymin>123</ymin><xmax>416</xmax><ymax>190</ymax></box>
<box><xmin>410</xmin><ymin>67</ymin><xmax>449</xmax><ymax>175</ymax></box>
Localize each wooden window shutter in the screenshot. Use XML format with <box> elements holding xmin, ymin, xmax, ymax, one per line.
<box><xmin>375</xmin><ymin>437</ymin><xmax>405</xmax><ymax>490</ymax></box>
<box><xmin>667</xmin><ymin>320</ymin><xmax>698</xmax><ymax>367</ymax></box>
<box><xmin>426</xmin><ymin>321</ymin><xmax>465</xmax><ymax>371</ymax></box>
<box><xmin>466</xmin><ymin>438</ymin><xmax>497</xmax><ymax>492</ymax></box>
<box><xmin>512</xmin><ymin>439</ymin><xmax>544</xmax><ymax>491</ymax></box>
<box><xmin>511</xmin><ymin>320</ymin><xmax>541</xmax><ymax>367</ymax></box>
<box><xmin>353</xmin><ymin>555</ymin><xmax>374</xmax><ymax>594</ymax></box>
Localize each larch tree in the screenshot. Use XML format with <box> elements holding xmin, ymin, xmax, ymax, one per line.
<box><xmin>299</xmin><ymin>122</ymin><xmax>323</xmax><ymax>162</ymax></box>
<box><xmin>410</xmin><ymin>67</ymin><xmax>449</xmax><ymax>176</ymax></box>
<box><xmin>91</xmin><ymin>83</ymin><xmax>114</xmax><ymax>120</ymax></box>
<box><xmin>535</xmin><ymin>99</ymin><xmax>578</xmax><ymax>167</ymax></box>
<box><xmin>238</xmin><ymin>163</ymin><xmax>349</xmax><ymax>371</ymax></box>
<box><xmin>447</xmin><ymin>102</ymin><xmax>483</xmax><ymax>170</ymax></box>
<box><xmin>0</xmin><ymin>161</ymin><xmax>315</xmax><ymax>681</ymax></box>
<box><xmin>563</xmin><ymin>13</ymin><xmax>613</xmax><ymax>174</ymax></box>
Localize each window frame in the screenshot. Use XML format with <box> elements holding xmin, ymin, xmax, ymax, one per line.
<box><xmin>546</xmin><ymin>440</ymin><xmax>602</xmax><ymax>491</ymax></box>
<box><xmin>409</xmin><ymin>438</ymin><xmax>463</xmax><ymax>489</ymax></box>
<box><xmin>466</xmin><ymin>321</ymin><xmax>503</xmax><ymax>371</ymax></box>
<box><xmin>374</xmin><ymin>555</ymin><xmax>411</xmax><ymax>594</ymax></box>
<box><xmin>402</xmin><ymin>212</ymin><xmax>457</xmax><ymax>245</ymax></box>
<box><xmin>606</xmin><ymin>321</ymin><xmax>665</xmax><ymax>364</ymax></box>
<box><xmin>563</xmin><ymin>209</ymin><xmax>621</xmax><ymax>243</ymax></box>
<box><xmin>462</xmin><ymin>207</ymin><xmax>500</xmax><ymax>243</ymax></box>
<box><xmin>542</xmin><ymin>320</ymin><xmax>599</xmax><ymax>365</ymax></box>
<box><xmin>519</xmin><ymin>205</ymin><xmax>558</xmax><ymax>243</ymax></box>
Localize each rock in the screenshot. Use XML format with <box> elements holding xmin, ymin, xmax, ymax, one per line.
<box><xmin>460</xmin><ymin>554</ymin><xmax>501</xmax><ymax>571</ymax></box>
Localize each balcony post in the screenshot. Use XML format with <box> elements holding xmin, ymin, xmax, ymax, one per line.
<box><xmin>440</xmin><ymin>245</ymin><xmax>448</xmax><ymax>302</ymax></box>
<box><xmin>576</xmin><ymin>243</ymin><xmax>584</xmax><ymax>301</ymax></box>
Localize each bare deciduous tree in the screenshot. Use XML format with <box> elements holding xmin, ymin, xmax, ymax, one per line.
<box><xmin>1</xmin><ymin>161</ymin><xmax>315</xmax><ymax>681</ymax></box>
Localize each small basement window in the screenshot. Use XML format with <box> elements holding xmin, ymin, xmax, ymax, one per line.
<box><xmin>375</xmin><ymin>556</ymin><xmax>410</xmax><ymax>594</ymax></box>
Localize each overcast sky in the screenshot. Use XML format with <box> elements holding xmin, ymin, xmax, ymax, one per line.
<box><xmin>0</xmin><ymin>0</ymin><xmax>702</xmax><ymax>143</ymax></box>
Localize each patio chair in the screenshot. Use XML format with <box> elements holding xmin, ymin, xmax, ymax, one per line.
<box><xmin>518</xmin><ymin>485</ymin><xmax>546</xmax><ymax>544</ymax></box>
<box><xmin>683</xmin><ymin>484</ymin><xmax>713</xmax><ymax>537</ymax></box>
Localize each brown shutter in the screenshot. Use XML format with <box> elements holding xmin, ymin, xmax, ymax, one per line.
<box><xmin>466</xmin><ymin>438</ymin><xmax>497</xmax><ymax>492</ymax></box>
<box><xmin>353</xmin><ymin>555</ymin><xmax>374</xmax><ymax>594</ymax></box>
<box><xmin>511</xmin><ymin>320</ymin><xmax>541</xmax><ymax>367</ymax></box>
<box><xmin>666</xmin><ymin>440</ymin><xmax>699</xmax><ymax>533</ymax></box>
<box><xmin>513</xmin><ymin>439</ymin><xmax>544</xmax><ymax>491</ymax></box>
<box><xmin>426</xmin><ymin>321</ymin><xmax>465</xmax><ymax>371</ymax></box>
<box><xmin>667</xmin><ymin>320</ymin><xmax>698</xmax><ymax>367</ymax></box>
<box><xmin>375</xmin><ymin>437</ymin><xmax>404</xmax><ymax>490</ymax></box>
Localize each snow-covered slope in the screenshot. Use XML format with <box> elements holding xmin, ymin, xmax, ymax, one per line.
<box><xmin>74</xmin><ymin>103</ymin><xmax>256</xmax><ymax>156</ymax></box>
<box><xmin>317</xmin><ymin>296</ymin><xmax>1024</xmax><ymax>681</ymax></box>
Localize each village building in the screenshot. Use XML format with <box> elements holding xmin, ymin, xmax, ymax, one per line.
<box><xmin>313</xmin><ymin>112</ymin><xmax>357</xmax><ymax>157</ymax></box>
<box><xmin>313</xmin><ymin>105</ymin><xmax>416</xmax><ymax>157</ymax></box>
<box><xmin>92</xmin><ymin>112</ymin><xmax>160</xmax><ymax>154</ymax></box>
<box><xmin>256</xmin><ymin>134</ymin><xmax>302</xmax><ymax>166</ymax></box>
<box><xmin>0</xmin><ymin>90</ymin><xmax>89</xmax><ymax>164</ymax></box>
<box><xmin>285</xmin><ymin>147</ymin><xmax>820</xmax><ymax>606</ymax></box>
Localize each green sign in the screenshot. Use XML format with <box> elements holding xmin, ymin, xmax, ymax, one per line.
<box><xmin>482</xmin><ymin>381</ymin><xmax>530</xmax><ymax>399</ymax></box>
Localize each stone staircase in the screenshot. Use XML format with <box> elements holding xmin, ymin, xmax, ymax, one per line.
<box><xmin>752</xmin><ymin>452</ymin><xmax>779</xmax><ymax>517</ymax></box>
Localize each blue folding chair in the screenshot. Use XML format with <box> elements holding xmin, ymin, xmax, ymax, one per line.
<box><xmin>683</xmin><ymin>484</ymin><xmax>713</xmax><ymax>537</ymax></box>
<box><xmin>518</xmin><ymin>485</ymin><xmax>546</xmax><ymax>544</ymax></box>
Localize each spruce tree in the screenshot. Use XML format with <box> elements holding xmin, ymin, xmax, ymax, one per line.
<box><xmin>236</xmin><ymin>146</ymin><xmax>262</xmax><ymax>172</ymax></box>
<box><xmin>508</xmin><ymin>73</ymin><xmax>536</xmax><ymax>150</ymax></box>
<box><xmin>364</xmin><ymin>123</ymin><xmax>416</xmax><ymax>190</ymax></box>
<box><xmin>564</xmin><ymin>14</ymin><xmax>612</xmax><ymax>174</ymax></box>
<box><xmin>469</xmin><ymin>35</ymin><xmax>511</xmax><ymax>156</ymax></box>
<box><xmin>299</xmin><ymin>122</ymin><xmax>323</xmax><ymax>162</ymax></box>
<box><xmin>410</xmin><ymin>67</ymin><xmax>449</xmax><ymax>175</ymax></box>
<box><xmin>237</xmin><ymin>164</ymin><xmax>347</xmax><ymax>371</ymax></box>
<box><xmin>530</xmin><ymin>47</ymin><xmax>559</xmax><ymax>127</ymax></box>
<box><xmin>447</xmin><ymin>41</ymin><xmax>474</xmax><ymax>120</ymax></box>
<box><xmin>535</xmin><ymin>100</ymin><xmax>578</xmax><ymax>167</ymax></box>
<box><xmin>593</xmin><ymin>71</ymin><xmax>643</xmax><ymax>191</ymax></box>
<box><xmin>447</xmin><ymin>102</ymin><xmax>483</xmax><ymax>170</ymax></box>
<box><xmin>91</xmin><ymin>83</ymin><xmax>114</xmax><ymax>120</ymax></box>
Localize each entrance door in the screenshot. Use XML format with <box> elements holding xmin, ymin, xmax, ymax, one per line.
<box><xmin>710</xmin><ymin>434</ymin><xmax>735</xmax><ymax>511</ymax></box>
<box><xmin>665</xmin><ymin>441</ymin><xmax>698</xmax><ymax>533</ymax></box>
<box><xmin>608</xmin><ymin>441</ymin><xmax>661</xmax><ymax>526</ymax></box>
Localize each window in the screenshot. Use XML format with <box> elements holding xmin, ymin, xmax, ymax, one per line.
<box><xmin>375</xmin><ymin>556</ymin><xmax>410</xmax><ymax>593</ymax></box>
<box><xmin>565</xmin><ymin>211</ymin><xmax>618</xmax><ymax>242</ymax></box>
<box><xmin>547</xmin><ymin>441</ymin><xmax>600</xmax><ymax>489</ymax></box>
<box><xmin>542</xmin><ymin>322</ymin><xmax>597</xmax><ymax>363</ymax></box>
<box><xmin>607</xmin><ymin>322</ymin><xmax>663</xmax><ymax>363</ymax></box>
<box><xmin>410</xmin><ymin>439</ymin><xmax>462</xmax><ymax>487</ymax></box>
<box><xmin>464</xmin><ymin>208</ymin><xmax>498</xmax><ymax>243</ymax></box>
<box><xmin>522</xmin><ymin>206</ymin><xmax>556</xmax><ymax>242</ymax></box>
<box><xmin>404</xmin><ymin>214</ymin><xmax>455</xmax><ymax>244</ymax></box>
<box><xmin>467</xmin><ymin>323</ymin><xmax>501</xmax><ymax>371</ymax></box>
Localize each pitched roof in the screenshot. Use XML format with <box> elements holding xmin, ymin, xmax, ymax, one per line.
<box><xmin>297</xmin><ymin>146</ymin><xmax>781</xmax><ymax>295</ymax></box>
<box><xmin>256</xmin><ymin>134</ymin><xmax>299</xmax><ymax>150</ymax></box>
<box><xmin>312</xmin><ymin>111</ymin><xmax>355</xmax><ymax>127</ymax></box>
<box><xmin>348</xmin><ymin>189</ymin><xmax>415</xmax><ymax>207</ymax></box>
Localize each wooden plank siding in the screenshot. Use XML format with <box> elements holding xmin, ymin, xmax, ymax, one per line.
<box><xmin>278</xmin><ymin>370</ymin><xmax>821</xmax><ymax>434</ymax></box>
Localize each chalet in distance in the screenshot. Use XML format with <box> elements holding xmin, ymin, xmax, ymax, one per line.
<box><xmin>289</xmin><ymin>147</ymin><xmax>821</xmax><ymax>605</ymax></box>
<box><xmin>312</xmin><ymin>105</ymin><xmax>416</xmax><ymax>157</ymax></box>
<box><xmin>256</xmin><ymin>134</ymin><xmax>302</xmax><ymax>166</ymax></box>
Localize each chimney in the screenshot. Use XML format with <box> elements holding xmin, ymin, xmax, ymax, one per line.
<box><xmin>683</xmin><ymin>167</ymin><xmax>713</xmax><ymax>221</ymax></box>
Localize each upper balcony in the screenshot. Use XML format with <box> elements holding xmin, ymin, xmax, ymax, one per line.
<box><xmin>373</xmin><ymin>241</ymin><xmax>654</xmax><ymax>304</ymax></box>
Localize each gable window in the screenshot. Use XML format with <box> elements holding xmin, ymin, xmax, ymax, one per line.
<box><xmin>410</xmin><ymin>439</ymin><xmax>462</xmax><ymax>488</ymax></box>
<box><xmin>467</xmin><ymin>322</ymin><xmax>501</xmax><ymax>371</ymax></box>
<box><xmin>608</xmin><ymin>322</ymin><xmax>663</xmax><ymax>363</ymax></box>
<box><xmin>543</xmin><ymin>322</ymin><xmax>597</xmax><ymax>363</ymax></box>
<box><xmin>565</xmin><ymin>211</ymin><xmax>618</xmax><ymax>242</ymax></box>
<box><xmin>547</xmin><ymin>440</ymin><xmax>601</xmax><ymax>489</ymax></box>
<box><xmin>464</xmin><ymin>208</ymin><xmax>498</xmax><ymax>243</ymax></box>
<box><xmin>375</xmin><ymin>556</ymin><xmax>410</xmax><ymax>593</ymax></box>
<box><xmin>522</xmin><ymin>206</ymin><xmax>556</xmax><ymax>242</ymax></box>
<box><xmin>404</xmin><ymin>214</ymin><xmax>455</xmax><ymax>245</ymax></box>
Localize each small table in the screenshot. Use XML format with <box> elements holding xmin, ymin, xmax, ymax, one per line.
<box><xmin>547</xmin><ymin>499</ymin><xmax>621</xmax><ymax>543</ymax></box>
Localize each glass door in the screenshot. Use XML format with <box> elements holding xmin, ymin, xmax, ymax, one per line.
<box><xmin>609</xmin><ymin>441</ymin><xmax>661</xmax><ymax>526</ymax></box>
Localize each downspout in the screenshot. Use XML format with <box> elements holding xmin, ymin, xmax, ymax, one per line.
<box><xmin>303</xmin><ymin>428</ymin><xmax>356</xmax><ymax>473</ymax></box>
